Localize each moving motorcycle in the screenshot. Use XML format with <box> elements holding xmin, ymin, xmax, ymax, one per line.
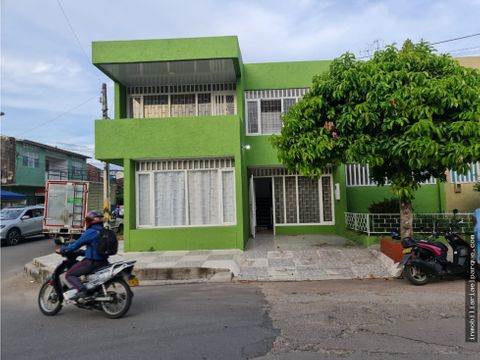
<box><xmin>38</xmin><ymin>246</ymin><xmax>137</xmax><ymax>319</ymax></box>
<box><xmin>398</xmin><ymin>222</ymin><xmax>479</xmax><ymax>285</ymax></box>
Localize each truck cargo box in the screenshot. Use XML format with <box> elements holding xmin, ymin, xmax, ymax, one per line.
<box><xmin>44</xmin><ymin>181</ymin><xmax>103</xmax><ymax>237</ymax></box>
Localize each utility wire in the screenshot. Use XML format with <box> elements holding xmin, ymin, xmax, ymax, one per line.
<box><xmin>356</xmin><ymin>32</ymin><xmax>480</xmax><ymax>59</ymax></box>
<box><xmin>15</xmin><ymin>95</ymin><xmax>98</xmax><ymax>137</ymax></box>
<box><xmin>56</xmin><ymin>0</ymin><xmax>102</xmax><ymax>81</ymax></box>
<box><xmin>432</xmin><ymin>33</ymin><xmax>480</xmax><ymax>45</ymax></box>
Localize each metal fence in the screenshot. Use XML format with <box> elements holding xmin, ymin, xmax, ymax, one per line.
<box><xmin>345</xmin><ymin>212</ymin><xmax>474</xmax><ymax>235</ymax></box>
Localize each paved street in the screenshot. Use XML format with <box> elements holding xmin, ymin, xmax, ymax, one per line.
<box><xmin>2</xmin><ymin>240</ymin><xmax>480</xmax><ymax>360</ymax></box>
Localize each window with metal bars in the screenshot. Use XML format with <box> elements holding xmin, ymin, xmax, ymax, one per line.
<box><xmin>245</xmin><ymin>89</ymin><xmax>306</xmax><ymax>135</ymax></box>
<box><xmin>270</xmin><ymin>174</ymin><xmax>334</xmax><ymax>225</ymax></box>
<box><xmin>136</xmin><ymin>159</ymin><xmax>236</xmax><ymax>227</ymax></box>
<box><xmin>127</xmin><ymin>83</ymin><xmax>236</xmax><ymax>119</ymax></box>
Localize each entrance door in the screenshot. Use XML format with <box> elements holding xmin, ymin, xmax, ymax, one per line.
<box><xmin>254</xmin><ymin>178</ymin><xmax>273</xmax><ymax>230</ymax></box>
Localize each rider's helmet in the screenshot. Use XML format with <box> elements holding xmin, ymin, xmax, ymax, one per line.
<box><xmin>85</xmin><ymin>210</ymin><xmax>104</xmax><ymax>228</ymax></box>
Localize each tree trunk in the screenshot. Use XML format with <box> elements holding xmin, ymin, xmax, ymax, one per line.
<box><xmin>400</xmin><ymin>199</ymin><xmax>413</xmax><ymax>239</ymax></box>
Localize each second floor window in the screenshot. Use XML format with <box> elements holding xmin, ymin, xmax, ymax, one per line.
<box><xmin>245</xmin><ymin>88</ymin><xmax>308</xmax><ymax>135</ymax></box>
<box><xmin>22</xmin><ymin>152</ymin><xmax>39</xmax><ymax>168</ymax></box>
<box><xmin>127</xmin><ymin>83</ymin><xmax>236</xmax><ymax>119</ymax></box>
<box><xmin>71</xmin><ymin>161</ymin><xmax>84</xmax><ymax>178</ymax></box>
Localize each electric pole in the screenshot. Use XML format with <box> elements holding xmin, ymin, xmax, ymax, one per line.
<box><xmin>101</xmin><ymin>83</ymin><xmax>111</xmax><ymax>227</ymax></box>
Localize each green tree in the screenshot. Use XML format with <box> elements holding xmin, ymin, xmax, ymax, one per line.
<box><xmin>273</xmin><ymin>41</ymin><xmax>480</xmax><ymax>239</ymax></box>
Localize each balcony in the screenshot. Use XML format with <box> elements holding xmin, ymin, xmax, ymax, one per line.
<box><xmin>46</xmin><ymin>169</ymin><xmax>87</xmax><ymax>181</ymax></box>
<box><xmin>95</xmin><ymin>115</ymin><xmax>241</xmax><ymax>163</ymax></box>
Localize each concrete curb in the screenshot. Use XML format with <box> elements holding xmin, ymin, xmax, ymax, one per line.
<box><xmin>24</xmin><ymin>257</ymin><xmax>235</xmax><ymax>285</ymax></box>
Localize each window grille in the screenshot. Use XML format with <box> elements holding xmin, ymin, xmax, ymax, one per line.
<box><xmin>449</xmin><ymin>162</ymin><xmax>479</xmax><ymax>183</ymax></box>
<box><xmin>250</xmin><ymin>167</ymin><xmax>332</xmax><ymax>177</ymax></box>
<box><xmin>127</xmin><ymin>83</ymin><xmax>236</xmax><ymax>95</ymax></box>
<box><xmin>345</xmin><ymin>164</ymin><xmax>437</xmax><ymax>186</ymax></box>
<box><xmin>270</xmin><ymin>174</ymin><xmax>334</xmax><ymax>225</ymax></box>
<box><xmin>137</xmin><ymin>158</ymin><xmax>234</xmax><ymax>172</ymax></box>
<box><xmin>245</xmin><ymin>88</ymin><xmax>308</xmax><ymax>135</ymax></box>
<box><xmin>260</xmin><ymin>99</ymin><xmax>282</xmax><ymax>134</ymax></box>
<box><xmin>127</xmin><ymin>83</ymin><xmax>236</xmax><ymax>118</ymax></box>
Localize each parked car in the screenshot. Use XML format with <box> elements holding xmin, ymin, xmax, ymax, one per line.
<box><xmin>0</xmin><ymin>205</ymin><xmax>45</xmax><ymax>246</ymax></box>
<box><xmin>114</xmin><ymin>217</ymin><xmax>124</xmax><ymax>235</ymax></box>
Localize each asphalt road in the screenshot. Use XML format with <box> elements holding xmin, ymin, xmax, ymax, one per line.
<box><xmin>1</xmin><ymin>235</ymin><xmax>54</xmax><ymax>280</ymax></box>
<box><xmin>1</xmin><ymin>239</ymin><xmax>278</xmax><ymax>360</ymax></box>
<box><xmin>2</xmin><ymin>240</ymin><xmax>480</xmax><ymax>360</ymax></box>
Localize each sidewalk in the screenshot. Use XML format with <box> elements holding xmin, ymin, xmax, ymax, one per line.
<box><xmin>25</xmin><ymin>234</ymin><xmax>395</xmax><ymax>284</ymax></box>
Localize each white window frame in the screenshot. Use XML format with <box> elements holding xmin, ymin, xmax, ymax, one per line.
<box><xmin>22</xmin><ymin>151</ymin><xmax>39</xmax><ymax>168</ymax></box>
<box><xmin>135</xmin><ymin>165</ymin><xmax>236</xmax><ymax>229</ymax></box>
<box><xmin>245</xmin><ymin>88</ymin><xmax>308</xmax><ymax>136</ymax></box>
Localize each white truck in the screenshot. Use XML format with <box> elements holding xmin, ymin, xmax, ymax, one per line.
<box><xmin>43</xmin><ymin>181</ymin><xmax>105</xmax><ymax>240</ymax></box>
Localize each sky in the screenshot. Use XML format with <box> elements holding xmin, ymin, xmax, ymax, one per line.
<box><xmin>1</xmin><ymin>0</ymin><xmax>480</xmax><ymax>168</ymax></box>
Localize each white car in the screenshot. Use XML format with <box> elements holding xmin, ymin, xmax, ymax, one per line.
<box><xmin>0</xmin><ymin>205</ymin><xmax>45</xmax><ymax>246</ymax></box>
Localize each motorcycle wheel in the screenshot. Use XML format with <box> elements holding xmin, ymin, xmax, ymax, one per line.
<box><xmin>100</xmin><ymin>279</ymin><xmax>132</xmax><ymax>319</ymax></box>
<box><xmin>38</xmin><ymin>281</ymin><xmax>63</xmax><ymax>316</ymax></box>
<box><xmin>404</xmin><ymin>265</ymin><xmax>429</xmax><ymax>286</ymax></box>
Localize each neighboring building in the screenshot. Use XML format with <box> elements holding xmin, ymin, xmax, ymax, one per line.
<box><xmin>92</xmin><ymin>37</ymin><xmax>479</xmax><ymax>251</ymax></box>
<box><xmin>87</xmin><ymin>163</ymin><xmax>103</xmax><ymax>182</ymax></box>
<box><xmin>0</xmin><ymin>136</ymin><xmax>89</xmax><ymax>204</ymax></box>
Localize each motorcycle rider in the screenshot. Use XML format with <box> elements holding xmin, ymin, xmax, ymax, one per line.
<box><xmin>59</xmin><ymin>211</ymin><xmax>109</xmax><ymax>300</ymax></box>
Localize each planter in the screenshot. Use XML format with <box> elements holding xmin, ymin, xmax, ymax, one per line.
<box><xmin>380</xmin><ymin>237</ymin><xmax>404</xmax><ymax>263</ymax></box>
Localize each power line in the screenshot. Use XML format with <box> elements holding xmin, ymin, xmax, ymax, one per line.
<box><xmin>356</xmin><ymin>32</ymin><xmax>480</xmax><ymax>59</ymax></box>
<box><xmin>432</xmin><ymin>33</ymin><xmax>480</xmax><ymax>45</ymax></box>
<box><xmin>56</xmin><ymin>0</ymin><xmax>102</xmax><ymax>81</ymax></box>
<box><xmin>15</xmin><ymin>95</ymin><xmax>98</xmax><ymax>137</ymax></box>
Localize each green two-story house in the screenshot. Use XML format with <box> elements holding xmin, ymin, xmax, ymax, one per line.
<box><xmin>94</xmin><ymin>36</ymin><xmax>475</xmax><ymax>252</ymax></box>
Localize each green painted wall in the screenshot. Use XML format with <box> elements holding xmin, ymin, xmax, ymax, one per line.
<box><xmin>14</xmin><ymin>142</ymin><xmax>87</xmax><ymax>186</ymax></box>
<box><xmin>114</xmin><ymin>82</ymin><xmax>127</xmax><ymax>119</ymax></box>
<box><xmin>15</xmin><ymin>142</ymin><xmax>45</xmax><ymax>186</ymax></box>
<box><xmin>123</xmin><ymin>159</ymin><xmax>135</xmax><ymax>251</ymax></box>
<box><xmin>96</xmin><ymin>116</ymin><xmax>240</xmax><ymax>160</ymax></box>
<box><xmin>276</xmin><ymin>225</ymin><xmax>337</xmax><ymax>235</ymax></box>
<box><xmin>245</xmin><ymin>136</ymin><xmax>281</xmax><ymax>166</ymax></box>
<box><xmin>346</xmin><ymin>183</ymin><xmax>444</xmax><ymax>213</ymax></box>
<box><xmin>244</xmin><ymin>60</ymin><xmax>331</xmax><ymax>90</ymax></box>
<box><xmin>129</xmin><ymin>227</ymin><xmax>238</xmax><ymax>251</ymax></box>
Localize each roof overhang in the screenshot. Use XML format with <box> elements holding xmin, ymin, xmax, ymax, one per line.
<box><xmin>92</xmin><ymin>36</ymin><xmax>243</xmax><ymax>85</ymax></box>
<box><xmin>98</xmin><ymin>59</ymin><xmax>237</xmax><ymax>86</ymax></box>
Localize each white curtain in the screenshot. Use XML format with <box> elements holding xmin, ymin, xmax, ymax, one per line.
<box><xmin>188</xmin><ymin>170</ymin><xmax>219</xmax><ymax>225</ymax></box>
<box><xmin>138</xmin><ymin>174</ymin><xmax>151</xmax><ymax>226</ymax></box>
<box><xmin>154</xmin><ymin>172</ymin><xmax>186</xmax><ymax>226</ymax></box>
<box><xmin>222</xmin><ymin>171</ymin><xmax>235</xmax><ymax>223</ymax></box>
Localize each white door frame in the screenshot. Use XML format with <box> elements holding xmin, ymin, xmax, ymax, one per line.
<box><xmin>249</xmin><ymin>174</ymin><xmax>256</xmax><ymax>238</ymax></box>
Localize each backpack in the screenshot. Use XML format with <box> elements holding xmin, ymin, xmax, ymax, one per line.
<box><xmin>97</xmin><ymin>228</ymin><xmax>118</xmax><ymax>256</ymax></box>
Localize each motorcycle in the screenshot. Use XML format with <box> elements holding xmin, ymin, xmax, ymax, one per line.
<box><xmin>397</xmin><ymin>221</ymin><xmax>479</xmax><ymax>285</ymax></box>
<box><xmin>38</xmin><ymin>244</ymin><xmax>137</xmax><ymax>319</ymax></box>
